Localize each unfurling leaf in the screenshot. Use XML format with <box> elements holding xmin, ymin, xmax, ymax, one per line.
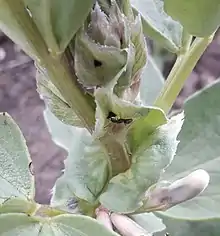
<box><xmin>74</xmin><ymin>27</ymin><xmax>128</xmax><ymax>88</ymax></box>
<box><xmin>164</xmin><ymin>0</ymin><xmax>220</xmax><ymax>37</ymax></box>
<box><xmin>74</xmin><ymin>1</ymin><xmax>133</xmax><ymax>93</ymax></box>
<box><xmin>130</xmin><ymin>14</ymin><xmax>147</xmax><ymax>79</ymax></box>
<box><xmin>116</xmin><ymin>13</ymin><xmax>147</xmax><ymax>100</ymax></box>
<box><xmin>75</xmin><ymin>1</ymin><xmax>147</xmax><ymax>97</ymax></box>
<box><xmin>165</xmin><ymin>169</ymin><xmax>209</xmax><ymax>206</ymax></box>
<box><xmin>142</xmin><ymin>169</ymin><xmax>210</xmax><ymax>212</ymax></box>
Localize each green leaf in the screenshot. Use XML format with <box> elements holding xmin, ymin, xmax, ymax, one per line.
<box><xmin>44</xmin><ymin>109</ymin><xmax>76</xmax><ymax>150</ymax></box>
<box><xmin>140</xmin><ymin>56</ymin><xmax>164</xmax><ymax>106</ymax></box>
<box><xmin>0</xmin><ymin>213</ymin><xmax>119</xmax><ymax>236</ymax></box>
<box><xmin>52</xmin><ymin>214</ymin><xmax>119</xmax><ymax>236</ymax></box>
<box><xmin>0</xmin><ymin>213</ymin><xmax>41</xmax><ymax>235</ymax></box>
<box><xmin>127</xmin><ymin>109</ymin><xmax>167</xmax><ymax>154</ymax></box>
<box><xmin>164</xmin><ymin>0</ymin><xmax>220</xmax><ymax>37</ymax></box>
<box><xmin>0</xmin><ymin>0</ymin><xmax>41</xmax><ymax>60</ymax></box>
<box><xmin>46</xmin><ymin>110</ymin><xmax>109</xmax><ymax>208</ymax></box>
<box><xmin>0</xmin><ymin>198</ymin><xmax>36</xmax><ymax>215</ymax></box>
<box><xmin>52</xmin><ymin>128</ymin><xmax>109</xmax><ymax>206</ymax></box>
<box><xmin>100</xmin><ymin>113</ymin><xmax>183</xmax><ymax>213</ymax></box>
<box><xmin>22</xmin><ymin>0</ymin><xmax>59</xmax><ymax>53</ymax></box>
<box><xmin>130</xmin><ymin>213</ymin><xmax>166</xmax><ymax>234</ymax></box>
<box><xmin>155</xmin><ymin>216</ymin><xmax>220</xmax><ymax>236</ymax></box>
<box><xmin>52</xmin><ymin>128</ymin><xmax>109</xmax><ymax>205</ymax></box>
<box><xmin>37</xmin><ymin>72</ymin><xmax>83</xmax><ymax>128</ymax></box>
<box><xmin>0</xmin><ymin>113</ymin><xmax>33</xmax><ymax>203</ymax></box>
<box><xmin>158</xmin><ymin>81</ymin><xmax>220</xmax><ymax>220</ymax></box>
<box><xmin>24</xmin><ymin>0</ymin><xmax>94</xmax><ymax>52</ymax></box>
<box><xmin>130</xmin><ymin>0</ymin><xmax>183</xmax><ymax>53</ymax></box>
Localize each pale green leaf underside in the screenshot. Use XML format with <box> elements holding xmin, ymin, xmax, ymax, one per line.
<box><xmin>37</xmin><ymin>72</ymin><xmax>83</xmax><ymax>128</ymax></box>
<box><xmin>47</xmin><ymin>111</ymin><xmax>108</xmax><ymax>206</ymax></box>
<box><xmin>52</xmin><ymin>127</ymin><xmax>109</xmax><ymax>205</ymax></box>
<box><xmin>131</xmin><ymin>213</ymin><xmax>166</xmax><ymax>234</ymax></box>
<box><xmin>0</xmin><ymin>113</ymin><xmax>32</xmax><ymax>203</ymax></box>
<box><xmin>164</xmin><ymin>0</ymin><xmax>220</xmax><ymax>37</ymax></box>
<box><xmin>0</xmin><ymin>213</ymin><xmax>119</xmax><ymax>236</ymax></box>
<box><xmin>140</xmin><ymin>56</ymin><xmax>164</xmax><ymax>106</ymax></box>
<box><xmin>155</xmin><ymin>215</ymin><xmax>220</xmax><ymax>236</ymax></box>
<box><xmin>100</xmin><ymin>113</ymin><xmax>183</xmax><ymax>213</ymax></box>
<box><xmin>159</xmin><ymin>81</ymin><xmax>220</xmax><ymax>220</ymax></box>
<box><xmin>44</xmin><ymin>109</ymin><xmax>77</xmax><ymax>151</ymax></box>
<box><xmin>131</xmin><ymin>0</ymin><xmax>183</xmax><ymax>53</ymax></box>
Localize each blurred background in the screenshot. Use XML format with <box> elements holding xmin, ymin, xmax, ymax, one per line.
<box><xmin>0</xmin><ymin>31</ymin><xmax>220</xmax><ymax>204</ymax></box>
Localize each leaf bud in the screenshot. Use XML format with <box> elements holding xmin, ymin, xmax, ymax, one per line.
<box><xmin>142</xmin><ymin>169</ymin><xmax>210</xmax><ymax>212</ymax></box>
<box><xmin>96</xmin><ymin>206</ymin><xmax>113</xmax><ymax>231</ymax></box>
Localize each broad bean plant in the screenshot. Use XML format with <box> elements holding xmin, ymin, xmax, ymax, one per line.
<box><xmin>0</xmin><ymin>0</ymin><xmax>220</xmax><ymax>235</ymax></box>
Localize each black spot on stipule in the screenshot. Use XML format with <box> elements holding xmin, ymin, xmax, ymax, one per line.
<box><xmin>94</xmin><ymin>60</ymin><xmax>102</xmax><ymax>67</ymax></box>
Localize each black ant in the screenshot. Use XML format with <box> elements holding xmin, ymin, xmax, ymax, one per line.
<box><xmin>107</xmin><ymin>111</ymin><xmax>133</xmax><ymax>125</ymax></box>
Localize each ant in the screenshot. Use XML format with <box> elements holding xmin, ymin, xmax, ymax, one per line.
<box><xmin>107</xmin><ymin>111</ymin><xmax>133</xmax><ymax>125</ymax></box>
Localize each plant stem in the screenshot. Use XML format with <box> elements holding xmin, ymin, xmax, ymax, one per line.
<box><xmin>103</xmin><ymin>138</ymin><xmax>131</xmax><ymax>176</ymax></box>
<box><xmin>6</xmin><ymin>0</ymin><xmax>95</xmax><ymax>132</ymax></box>
<box><xmin>154</xmin><ymin>35</ymin><xmax>214</xmax><ymax>113</ymax></box>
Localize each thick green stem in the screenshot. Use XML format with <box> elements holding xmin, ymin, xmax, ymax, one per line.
<box><xmin>154</xmin><ymin>35</ymin><xmax>214</xmax><ymax>113</ymax></box>
<box><xmin>6</xmin><ymin>0</ymin><xmax>95</xmax><ymax>132</ymax></box>
<box><xmin>103</xmin><ymin>138</ymin><xmax>131</xmax><ymax>176</ymax></box>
